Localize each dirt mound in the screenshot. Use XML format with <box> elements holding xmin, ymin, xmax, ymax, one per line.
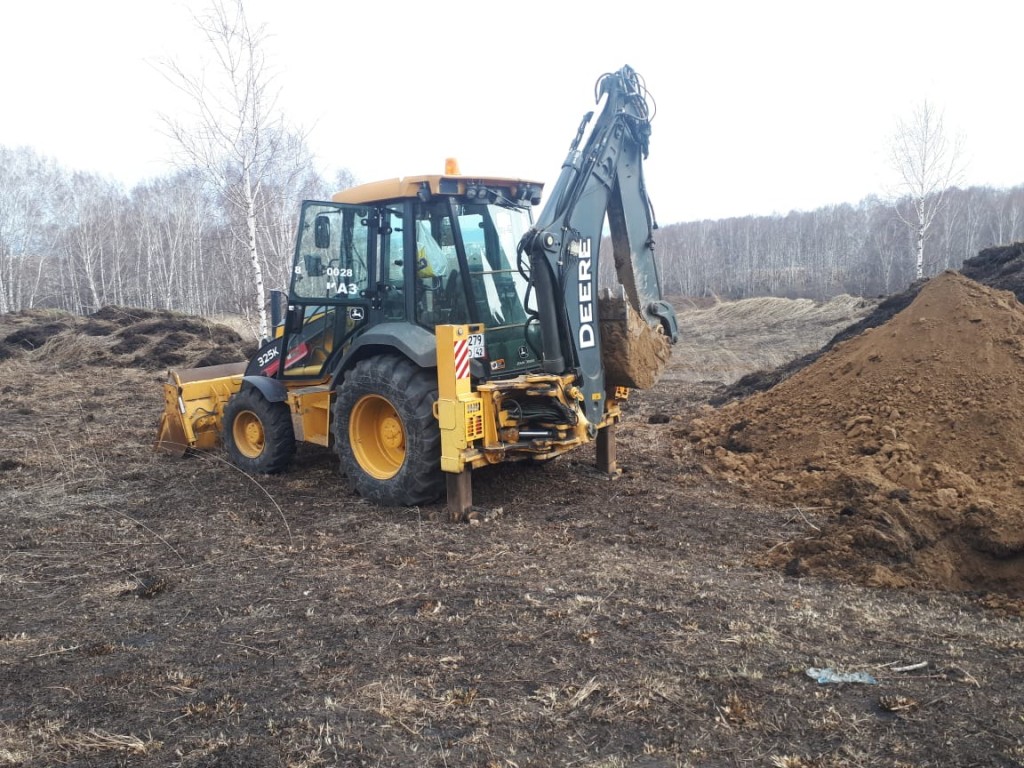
<box><xmin>712</xmin><ymin>285</ymin><xmax>924</xmax><ymax>404</ymax></box>
<box><xmin>713</xmin><ymin>242</ymin><xmax>1024</xmax><ymax>405</ymax></box>
<box><xmin>685</xmin><ymin>271</ymin><xmax>1024</xmax><ymax>596</ymax></box>
<box><xmin>0</xmin><ymin>306</ymin><xmax>254</xmax><ymax>371</ymax></box>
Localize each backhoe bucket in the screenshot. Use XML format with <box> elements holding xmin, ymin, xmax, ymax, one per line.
<box><xmin>599</xmin><ymin>295</ymin><xmax>672</xmax><ymax>390</ymax></box>
<box><xmin>155</xmin><ymin>362</ymin><xmax>247</xmax><ymax>455</ymax></box>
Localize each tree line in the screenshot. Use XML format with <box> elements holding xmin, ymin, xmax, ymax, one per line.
<box><xmin>0</xmin><ymin>144</ymin><xmax>350</xmax><ymax>330</ymax></box>
<box><xmin>3</xmin><ymin>140</ymin><xmax>1024</xmax><ymax>329</ymax></box>
<box><xmin>6</xmin><ymin>0</ymin><xmax>1013</xmax><ymax>326</ymax></box>
<box><xmin>645</xmin><ymin>184</ymin><xmax>1024</xmax><ymax>301</ymax></box>
<box><xmin>6</xmin><ymin>1</ymin><xmax>1016</xmax><ymax>327</ymax></box>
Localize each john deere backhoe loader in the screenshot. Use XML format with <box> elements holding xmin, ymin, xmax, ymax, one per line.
<box><xmin>157</xmin><ymin>65</ymin><xmax>678</xmax><ymax>519</ymax></box>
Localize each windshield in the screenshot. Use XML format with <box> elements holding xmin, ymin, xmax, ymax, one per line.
<box><xmin>460</xmin><ymin>202</ymin><xmax>532</xmax><ymax>328</ymax></box>
<box><xmin>412</xmin><ymin>199</ymin><xmax>539</xmax><ymax>376</ymax></box>
<box><xmin>457</xmin><ymin>201</ymin><xmax>539</xmax><ymax>376</ymax></box>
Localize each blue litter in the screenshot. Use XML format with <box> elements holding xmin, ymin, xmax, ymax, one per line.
<box><xmin>806</xmin><ymin>667</ymin><xmax>878</xmax><ymax>685</ymax></box>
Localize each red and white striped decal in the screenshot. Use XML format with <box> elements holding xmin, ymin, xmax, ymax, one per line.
<box><xmin>453</xmin><ymin>338</ymin><xmax>471</xmax><ymax>380</ymax></box>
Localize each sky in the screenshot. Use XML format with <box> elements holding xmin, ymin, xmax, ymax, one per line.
<box><xmin>2</xmin><ymin>1</ymin><xmax>1022</xmax><ymax>224</ymax></box>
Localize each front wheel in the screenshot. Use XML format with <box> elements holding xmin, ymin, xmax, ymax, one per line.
<box><xmin>334</xmin><ymin>355</ymin><xmax>443</xmax><ymax>506</ymax></box>
<box><xmin>222</xmin><ymin>387</ymin><xmax>296</xmax><ymax>474</ymax></box>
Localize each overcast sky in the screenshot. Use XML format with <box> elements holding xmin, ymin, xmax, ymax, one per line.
<box><xmin>2</xmin><ymin>1</ymin><xmax>1022</xmax><ymax>223</ymax></box>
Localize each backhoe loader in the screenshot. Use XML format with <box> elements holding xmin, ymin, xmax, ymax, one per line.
<box><xmin>156</xmin><ymin>65</ymin><xmax>678</xmax><ymax>519</ymax></box>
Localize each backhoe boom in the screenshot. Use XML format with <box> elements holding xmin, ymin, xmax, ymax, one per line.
<box><xmin>521</xmin><ymin>66</ymin><xmax>677</xmax><ymax>426</ymax></box>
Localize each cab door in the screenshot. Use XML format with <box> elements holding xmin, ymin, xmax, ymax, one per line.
<box><xmin>369</xmin><ymin>203</ymin><xmax>414</xmax><ymax>324</ymax></box>
<box><xmin>276</xmin><ymin>201</ymin><xmax>378</xmax><ymax>380</ymax></box>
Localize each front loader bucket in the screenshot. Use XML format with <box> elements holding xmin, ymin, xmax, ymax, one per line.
<box><xmin>599</xmin><ymin>295</ymin><xmax>672</xmax><ymax>390</ymax></box>
<box><xmin>156</xmin><ymin>409</ymin><xmax>191</xmax><ymax>456</ymax></box>
<box><xmin>155</xmin><ymin>362</ymin><xmax>248</xmax><ymax>455</ymax></box>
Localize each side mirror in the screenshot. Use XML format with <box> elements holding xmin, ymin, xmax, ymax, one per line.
<box><xmin>314</xmin><ymin>215</ymin><xmax>331</xmax><ymax>249</ymax></box>
<box><xmin>285</xmin><ymin>304</ymin><xmax>304</xmax><ymax>335</ymax></box>
<box><xmin>304</xmin><ymin>253</ymin><xmax>324</xmax><ymax>277</ymax></box>
<box><xmin>269</xmin><ymin>289</ymin><xmax>287</xmax><ymax>329</ymax></box>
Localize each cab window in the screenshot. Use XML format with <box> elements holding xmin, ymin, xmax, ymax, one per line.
<box><xmin>414</xmin><ymin>207</ymin><xmax>470</xmax><ymax>328</ymax></box>
<box><xmin>457</xmin><ymin>203</ymin><xmax>531</xmax><ymax>328</ymax></box>
<box><xmin>291</xmin><ymin>203</ymin><xmax>372</xmax><ymax>302</ymax></box>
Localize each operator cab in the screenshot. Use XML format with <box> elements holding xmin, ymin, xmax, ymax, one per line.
<box><xmin>271</xmin><ymin>173</ymin><xmax>545</xmax><ymax>382</ymax></box>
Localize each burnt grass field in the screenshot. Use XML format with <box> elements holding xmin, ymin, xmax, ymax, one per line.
<box><xmin>1</xmin><ymin>301</ymin><xmax>1022</xmax><ymax>768</ymax></box>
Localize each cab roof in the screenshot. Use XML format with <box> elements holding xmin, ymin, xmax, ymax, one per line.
<box><xmin>331</xmin><ymin>175</ymin><xmax>544</xmax><ymax>206</ymax></box>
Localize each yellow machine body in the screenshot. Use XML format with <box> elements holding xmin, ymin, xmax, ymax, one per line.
<box><xmin>158</xmin><ymin>323</ymin><xmax>621</xmax><ymax>465</ymax></box>
<box><xmin>156</xmin><ymin>362</ymin><xmax>247</xmax><ymax>454</ymax></box>
<box><xmin>432</xmin><ymin>323</ymin><xmax>622</xmax><ymax>471</ymax></box>
<box><xmin>157</xmin><ymin>367</ymin><xmax>334</xmax><ymax>456</ymax></box>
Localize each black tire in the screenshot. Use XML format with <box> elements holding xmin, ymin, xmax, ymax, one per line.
<box><xmin>333</xmin><ymin>355</ymin><xmax>443</xmax><ymax>506</ymax></box>
<box><xmin>222</xmin><ymin>387</ymin><xmax>296</xmax><ymax>474</ymax></box>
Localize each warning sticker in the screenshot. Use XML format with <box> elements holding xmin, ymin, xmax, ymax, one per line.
<box><xmin>454</xmin><ymin>333</ymin><xmax>485</xmax><ymax>380</ymax></box>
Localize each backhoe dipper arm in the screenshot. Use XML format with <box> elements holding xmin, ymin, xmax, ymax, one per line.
<box><xmin>519</xmin><ymin>65</ymin><xmax>676</xmax><ymax>426</ymax></box>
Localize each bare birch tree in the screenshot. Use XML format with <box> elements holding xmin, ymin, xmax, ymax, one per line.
<box><xmin>162</xmin><ymin>0</ymin><xmax>295</xmax><ymax>340</ymax></box>
<box><xmin>0</xmin><ymin>147</ymin><xmax>68</xmax><ymax>312</ymax></box>
<box><xmin>889</xmin><ymin>100</ymin><xmax>965</xmax><ymax>281</ymax></box>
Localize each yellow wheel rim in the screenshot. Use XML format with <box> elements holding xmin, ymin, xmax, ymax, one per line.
<box><xmin>232</xmin><ymin>410</ymin><xmax>266</xmax><ymax>459</ymax></box>
<box><xmin>350</xmin><ymin>394</ymin><xmax>405</xmax><ymax>480</ymax></box>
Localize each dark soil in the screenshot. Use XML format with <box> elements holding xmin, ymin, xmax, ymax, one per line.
<box><xmin>2</xmin><ymin>297</ymin><xmax>1022</xmax><ymax>767</ymax></box>
<box><xmin>962</xmin><ymin>242</ymin><xmax>1024</xmax><ymax>300</ymax></box>
<box><xmin>0</xmin><ymin>306</ymin><xmax>255</xmax><ymax>372</ymax></box>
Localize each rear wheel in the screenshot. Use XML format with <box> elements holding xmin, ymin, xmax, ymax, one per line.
<box><xmin>334</xmin><ymin>355</ymin><xmax>443</xmax><ymax>506</ymax></box>
<box><xmin>222</xmin><ymin>387</ymin><xmax>296</xmax><ymax>474</ymax></box>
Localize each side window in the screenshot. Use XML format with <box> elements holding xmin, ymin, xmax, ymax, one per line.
<box><xmin>282</xmin><ymin>305</ymin><xmax>338</xmax><ymax>377</ymax></box>
<box><xmin>482</xmin><ymin>206</ymin><xmax>530</xmax><ymax>326</ymax></box>
<box><xmin>292</xmin><ymin>203</ymin><xmax>372</xmax><ymax>301</ymax></box>
<box><xmin>414</xmin><ymin>209</ymin><xmax>469</xmax><ymax>328</ymax></box>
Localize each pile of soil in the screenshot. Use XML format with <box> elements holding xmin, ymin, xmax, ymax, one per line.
<box><xmin>713</xmin><ymin>286</ymin><xmax>922</xmax><ymax>404</ymax></box>
<box><xmin>685</xmin><ymin>271</ymin><xmax>1024</xmax><ymax>596</ymax></box>
<box><xmin>715</xmin><ymin>241</ymin><xmax>1024</xmax><ymax>404</ymax></box>
<box><xmin>0</xmin><ymin>306</ymin><xmax>253</xmax><ymax>371</ymax></box>
<box><xmin>961</xmin><ymin>241</ymin><xmax>1024</xmax><ymax>299</ymax></box>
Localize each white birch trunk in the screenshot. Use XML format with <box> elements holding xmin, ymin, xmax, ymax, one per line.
<box><xmin>244</xmin><ymin>169</ymin><xmax>268</xmax><ymax>340</ymax></box>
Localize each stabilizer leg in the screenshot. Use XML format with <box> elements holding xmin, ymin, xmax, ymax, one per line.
<box><xmin>447</xmin><ymin>469</ymin><xmax>473</xmax><ymax>523</ymax></box>
<box><xmin>597</xmin><ymin>425</ymin><xmax>618</xmax><ymax>475</ymax></box>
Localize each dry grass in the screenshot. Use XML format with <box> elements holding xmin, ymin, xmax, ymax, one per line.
<box><xmin>0</xmin><ymin>719</ymin><xmax>160</xmax><ymax>764</ymax></box>
<box><xmin>3</xmin><ymin>296</ymin><xmax>1022</xmax><ymax>767</ymax></box>
<box><xmin>669</xmin><ymin>294</ymin><xmax>876</xmax><ymax>384</ymax></box>
<box><xmin>23</xmin><ymin>331</ymin><xmax>114</xmax><ymax>366</ymax></box>
<box><xmin>207</xmin><ymin>311</ymin><xmax>258</xmax><ymax>340</ymax></box>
